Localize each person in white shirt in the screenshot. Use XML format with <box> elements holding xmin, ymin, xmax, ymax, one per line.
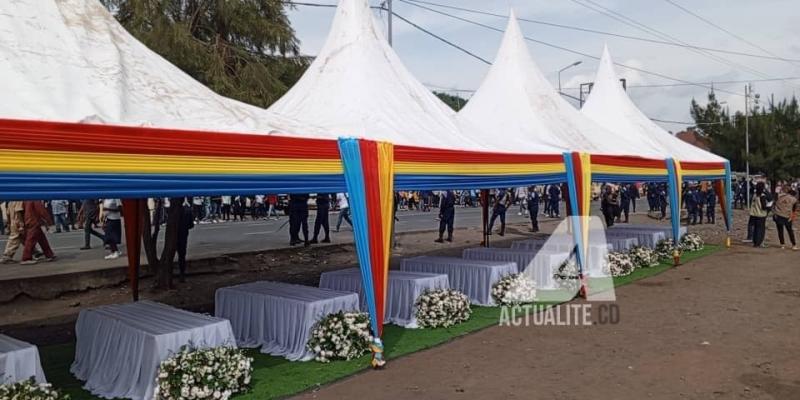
<box><xmin>335</xmin><ymin>193</ymin><xmax>353</xmax><ymax>232</ymax></box>
<box><xmin>221</xmin><ymin>196</ymin><xmax>232</xmax><ymax>221</ymax></box>
<box><xmin>102</xmin><ymin>199</ymin><xmax>122</xmax><ymax>260</ymax></box>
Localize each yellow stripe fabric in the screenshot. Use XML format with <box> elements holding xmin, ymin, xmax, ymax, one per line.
<box><xmin>395</xmin><ymin>162</ymin><xmax>565</xmax><ymax>175</ymax></box>
<box><xmin>0</xmin><ymin>149</ymin><xmax>342</xmax><ymax>175</ymax></box>
<box><xmin>579</xmin><ymin>153</ymin><xmax>592</xmax><ymax>264</ymax></box>
<box><xmin>592</xmin><ymin>164</ymin><xmax>667</xmax><ymax>176</ymax></box>
<box><xmin>377</xmin><ymin>142</ymin><xmax>395</xmax><ymax>305</ymax></box>
<box><xmin>682</xmin><ymin>169</ymin><xmax>726</xmax><ymax>176</ymax></box>
<box><xmin>674</xmin><ymin>160</ymin><xmax>684</xmax><ymax>210</ymax></box>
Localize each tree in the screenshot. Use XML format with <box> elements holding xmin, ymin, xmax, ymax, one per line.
<box><xmin>691</xmin><ymin>91</ymin><xmax>800</xmax><ymax>189</ymax></box>
<box><xmin>101</xmin><ymin>0</ymin><xmax>308</xmax><ymax>108</ymax></box>
<box><xmin>434</xmin><ymin>91</ymin><xmax>469</xmax><ymax>111</ymax></box>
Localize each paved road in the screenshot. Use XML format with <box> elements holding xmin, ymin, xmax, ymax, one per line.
<box><xmin>0</xmin><ymin>205</ymin><xmax>543</xmax><ymax>280</ymax></box>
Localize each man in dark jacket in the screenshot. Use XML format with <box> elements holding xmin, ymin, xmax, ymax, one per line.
<box><xmin>527</xmin><ymin>186</ymin><xmax>540</xmax><ymax>232</ymax></box>
<box><xmin>435</xmin><ymin>190</ymin><xmax>456</xmax><ymax>243</ymax></box>
<box><xmin>706</xmin><ymin>187</ymin><xmax>716</xmax><ymax>224</ymax></box>
<box><xmin>488</xmin><ymin>188</ymin><xmax>511</xmax><ymax>236</ymax></box>
<box><xmin>289</xmin><ymin>193</ymin><xmax>310</xmax><ymax>246</ymax></box>
<box><xmin>311</xmin><ymin>194</ymin><xmax>331</xmax><ymax>244</ymax></box>
<box><xmin>176</xmin><ymin>201</ymin><xmax>195</xmax><ymax>282</ymax></box>
<box><xmin>79</xmin><ymin>199</ymin><xmax>105</xmax><ymax>250</ymax></box>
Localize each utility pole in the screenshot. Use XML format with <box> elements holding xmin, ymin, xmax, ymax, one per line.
<box><xmin>387</xmin><ymin>0</ymin><xmax>393</xmax><ymax>46</ymax></box>
<box><xmin>745</xmin><ymin>84</ymin><xmax>750</xmax><ymax>208</ymax></box>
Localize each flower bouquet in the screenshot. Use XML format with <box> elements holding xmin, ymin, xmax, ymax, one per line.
<box><xmin>654</xmin><ymin>238</ymin><xmax>683</xmax><ymax>261</ymax></box>
<box><xmin>680</xmin><ymin>233</ymin><xmax>704</xmax><ymax>252</ymax></box>
<box><xmin>604</xmin><ymin>251</ymin><xmax>635</xmax><ymax>277</ymax></box>
<box><xmin>154</xmin><ymin>346</ymin><xmax>252</xmax><ymax>400</ymax></box>
<box><xmin>491</xmin><ymin>274</ymin><xmax>537</xmax><ymax>306</ymax></box>
<box><xmin>415</xmin><ymin>289</ymin><xmax>471</xmax><ymax>328</ymax></box>
<box><xmin>627</xmin><ymin>245</ymin><xmax>660</xmax><ymax>268</ymax></box>
<box><xmin>307</xmin><ymin>311</ymin><xmax>373</xmax><ymax>363</ymax></box>
<box><xmin>554</xmin><ymin>258</ymin><xmax>580</xmax><ymax>293</ymax></box>
<box><xmin>0</xmin><ymin>379</ymin><xmax>70</xmax><ymax>400</ymax></box>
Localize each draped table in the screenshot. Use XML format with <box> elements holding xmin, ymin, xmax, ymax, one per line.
<box><xmin>400</xmin><ymin>256</ymin><xmax>516</xmax><ymax>305</ymax></box>
<box><xmin>462</xmin><ymin>247</ymin><xmax>539</xmax><ymax>273</ymax></box>
<box><xmin>71</xmin><ymin>301</ymin><xmax>236</xmax><ymax>400</ymax></box>
<box><xmin>215</xmin><ymin>281</ymin><xmax>359</xmax><ymax>361</ymax></box>
<box><xmin>607</xmin><ymin>237</ymin><xmax>639</xmax><ymax>251</ymax></box>
<box><xmin>0</xmin><ymin>334</ymin><xmax>46</xmax><ymax>384</ymax></box>
<box><xmin>605</xmin><ymin>230</ymin><xmax>666</xmax><ymax>248</ymax></box>
<box><xmin>608</xmin><ymin>224</ymin><xmax>687</xmax><ymax>239</ymax></box>
<box><xmin>319</xmin><ymin>268</ymin><xmax>449</xmax><ymax>328</ymax></box>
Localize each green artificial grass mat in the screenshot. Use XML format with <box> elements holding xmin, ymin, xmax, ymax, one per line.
<box><xmin>38</xmin><ymin>244</ymin><xmax>720</xmax><ymax>400</ymax></box>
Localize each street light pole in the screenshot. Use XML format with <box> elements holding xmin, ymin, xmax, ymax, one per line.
<box><xmin>745</xmin><ymin>84</ymin><xmax>750</xmax><ymax>208</ymax></box>
<box><xmin>558</xmin><ymin>61</ymin><xmax>582</xmax><ymax>94</ymax></box>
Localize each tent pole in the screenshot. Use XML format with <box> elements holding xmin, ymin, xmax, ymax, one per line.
<box><xmin>121</xmin><ymin>199</ymin><xmax>143</xmax><ymax>301</ymax></box>
<box><xmin>481</xmin><ymin>189</ymin><xmax>489</xmax><ymax>247</ymax></box>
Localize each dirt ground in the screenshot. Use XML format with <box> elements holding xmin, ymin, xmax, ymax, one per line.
<box><xmin>294</xmin><ymin>240</ymin><xmax>800</xmax><ymax>400</ymax></box>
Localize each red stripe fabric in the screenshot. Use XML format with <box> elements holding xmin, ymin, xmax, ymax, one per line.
<box><xmin>359</xmin><ymin>140</ymin><xmax>386</xmax><ymax>335</ymax></box>
<box><xmin>681</xmin><ymin>161</ymin><xmax>726</xmax><ymax>170</ymax></box>
<box><xmin>571</xmin><ymin>152</ymin><xmax>585</xmax><ymax>215</ymax></box>
<box><xmin>0</xmin><ymin>118</ymin><xmax>341</xmax><ymax>159</ymax></box>
<box><xmin>394</xmin><ymin>145</ymin><xmax>563</xmax><ymax>164</ymax></box>
<box><xmin>591</xmin><ymin>154</ymin><xmax>665</xmax><ymax>169</ymax></box>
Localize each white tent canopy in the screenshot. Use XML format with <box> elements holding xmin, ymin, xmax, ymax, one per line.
<box><xmin>267</xmin><ymin>0</ymin><xmax>489</xmax><ymax>151</ymax></box>
<box><xmin>581</xmin><ymin>46</ymin><xmax>726</xmax><ymax>163</ymax></box>
<box><xmin>457</xmin><ymin>12</ymin><xmax>662</xmax><ymax>158</ymax></box>
<box><xmin>0</xmin><ymin>0</ymin><xmax>309</xmax><ymax>135</ymax></box>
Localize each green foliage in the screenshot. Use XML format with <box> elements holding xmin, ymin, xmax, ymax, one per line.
<box><xmin>101</xmin><ymin>0</ymin><xmax>308</xmax><ymax>108</ymax></box>
<box><xmin>434</xmin><ymin>91</ymin><xmax>469</xmax><ymax>111</ymax></box>
<box><xmin>691</xmin><ymin>91</ymin><xmax>800</xmax><ymax>182</ymax></box>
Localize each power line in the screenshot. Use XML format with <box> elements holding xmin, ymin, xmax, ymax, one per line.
<box><xmin>398</xmin><ymin>0</ymin><xmax>744</xmax><ymax>97</ymax></box>
<box><xmin>661</xmin><ymin>0</ymin><xmax>800</xmax><ymax>69</ymax></box>
<box><xmin>389</xmin><ymin>12</ymin><xmax>491</xmax><ymax>64</ymax></box>
<box><xmin>404</xmin><ymin>0</ymin><xmax>800</xmax><ymax>63</ymax></box>
<box><xmin>570</xmin><ymin>0</ymin><xmax>800</xmax><ymax>90</ymax></box>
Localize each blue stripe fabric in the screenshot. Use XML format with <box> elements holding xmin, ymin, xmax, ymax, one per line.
<box><xmin>665</xmin><ymin>159</ymin><xmax>682</xmax><ymax>243</ymax></box>
<box><xmin>0</xmin><ymin>173</ymin><xmax>347</xmax><ymax>200</ymax></box>
<box><xmin>562</xmin><ymin>153</ymin><xmax>585</xmax><ymax>274</ymax></box>
<box><xmin>337</xmin><ymin>138</ymin><xmax>379</xmax><ymax>337</ymax></box>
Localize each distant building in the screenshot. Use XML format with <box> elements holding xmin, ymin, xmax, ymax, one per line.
<box><xmin>675</xmin><ymin>127</ymin><xmax>712</xmax><ymax>151</ymax></box>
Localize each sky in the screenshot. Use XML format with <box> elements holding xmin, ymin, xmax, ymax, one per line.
<box><xmin>286</xmin><ymin>0</ymin><xmax>800</xmax><ymax>132</ymax></box>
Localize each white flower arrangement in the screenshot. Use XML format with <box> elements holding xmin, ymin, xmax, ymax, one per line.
<box><xmin>603</xmin><ymin>252</ymin><xmax>635</xmax><ymax>277</ymax></box>
<box><xmin>627</xmin><ymin>246</ymin><xmax>660</xmax><ymax>268</ymax></box>
<box><xmin>655</xmin><ymin>238</ymin><xmax>683</xmax><ymax>261</ymax></box>
<box><xmin>415</xmin><ymin>289</ymin><xmax>471</xmax><ymax>328</ymax></box>
<box><xmin>554</xmin><ymin>258</ymin><xmax>580</xmax><ymax>293</ymax></box>
<box><xmin>307</xmin><ymin>311</ymin><xmax>373</xmax><ymax>363</ymax></box>
<box><xmin>680</xmin><ymin>233</ymin><xmax>704</xmax><ymax>252</ymax></box>
<box><xmin>154</xmin><ymin>346</ymin><xmax>252</xmax><ymax>400</ymax></box>
<box><xmin>491</xmin><ymin>274</ymin><xmax>537</xmax><ymax>306</ymax></box>
<box><xmin>0</xmin><ymin>379</ymin><xmax>69</xmax><ymax>400</ymax></box>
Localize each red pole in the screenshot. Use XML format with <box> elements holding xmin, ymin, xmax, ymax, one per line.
<box><xmin>121</xmin><ymin>199</ymin><xmax>143</xmax><ymax>301</ymax></box>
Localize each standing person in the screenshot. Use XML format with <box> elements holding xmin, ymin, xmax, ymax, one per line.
<box><xmin>750</xmin><ymin>182</ymin><xmax>770</xmax><ymax>248</ymax></box>
<box><xmin>542</xmin><ymin>185</ymin><xmax>551</xmax><ymax>216</ymax></box>
<box><xmin>1</xmin><ymin>201</ymin><xmax>25</xmax><ymax>264</ymax></box>
<box><xmin>288</xmin><ymin>193</ymin><xmax>310</xmax><ymax>246</ymax></box>
<box><xmin>516</xmin><ymin>187</ymin><xmax>528</xmax><ymax>216</ymax></box>
<box><xmin>684</xmin><ymin>185</ymin><xmax>699</xmax><ymax>225</ymax></box>
<box><xmin>209</xmin><ymin>196</ymin><xmax>222</xmax><ymax>223</ymax></box>
<box><xmin>191</xmin><ymin>196</ymin><xmax>203</xmax><ymax>222</ymax></box>
<box><xmin>221</xmin><ymin>196</ymin><xmax>232</xmax><ymax>221</ymax></box>
<box><xmin>658</xmin><ymin>183</ymin><xmax>668</xmax><ymax>220</ymax></box>
<box><xmin>20</xmin><ymin>201</ymin><xmax>55</xmax><ymax>265</ymax></box>
<box><xmin>772</xmin><ymin>185</ymin><xmax>798</xmax><ymax>250</ymax></box>
<box><xmin>620</xmin><ymin>184</ymin><xmax>631</xmax><ymax>223</ymax></box>
<box><xmin>435</xmin><ymin>190</ymin><xmax>456</xmax><ymax>243</ymax></box>
<box><xmin>51</xmin><ymin>199</ymin><xmax>70</xmax><ymax>233</ymax></box>
<box><xmin>630</xmin><ymin>183</ymin><xmax>639</xmax><ymax>213</ymax></box>
<box><xmin>487</xmin><ymin>188</ymin><xmax>510</xmax><ymax>236</ymax></box>
<box><xmin>527</xmin><ymin>186</ymin><xmax>540</xmax><ymax>232</ymax></box>
<box><xmin>311</xmin><ymin>194</ymin><xmax>331</xmax><ymax>244</ymax></box>
<box><xmin>266</xmin><ymin>194</ymin><xmax>279</xmax><ymax>219</ymax></box>
<box><xmin>335</xmin><ymin>193</ymin><xmax>353</xmax><ymax>232</ymax></box>
<box><xmin>253</xmin><ymin>195</ymin><xmax>265</xmax><ymax>220</ymax></box>
<box><xmin>79</xmin><ymin>199</ymin><xmax>104</xmax><ymax>250</ymax></box>
<box><xmin>176</xmin><ymin>200</ymin><xmax>195</xmax><ymax>282</ymax></box>
<box><xmin>696</xmin><ymin>185</ymin><xmax>707</xmax><ymax>224</ymax></box>
<box><xmin>706</xmin><ymin>187</ymin><xmax>717</xmax><ymax>224</ymax></box>
<box><xmin>548</xmin><ymin>184</ymin><xmax>561</xmax><ymax>218</ymax></box>
<box><xmin>601</xmin><ymin>186</ymin><xmax>617</xmax><ymax>227</ymax></box>
<box><xmin>102</xmin><ymin>198</ymin><xmax>123</xmax><ymax>260</ymax></box>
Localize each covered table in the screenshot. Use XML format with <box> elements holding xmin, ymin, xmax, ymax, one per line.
<box><xmin>319</xmin><ymin>268</ymin><xmax>449</xmax><ymax>328</ymax></box>
<box><xmin>607</xmin><ymin>237</ymin><xmax>639</xmax><ymax>251</ymax></box>
<box><xmin>606</xmin><ymin>229</ymin><xmax>666</xmax><ymax>248</ymax></box>
<box><xmin>400</xmin><ymin>256</ymin><xmax>516</xmax><ymax>305</ymax></box>
<box><xmin>462</xmin><ymin>247</ymin><xmax>538</xmax><ymax>273</ymax></box>
<box><xmin>521</xmin><ymin>250</ymin><xmax>571</xmax><ymax>288</ymax></box>
<box><xmin>71</xmin><ymin>301</ymin><xmax>236</xmax><ymax>400</ymax></box>
<box><xmin>0</xmin><ymin>334</ymin><xmax>46</xmax><ymax>384</ymax></box>
<box><xmin>608</xmin><ymin>224</ymin><xmax>687</xmax><ymax>238</ymax></box>
<box><xmin>215</xmin><ymin>281</ymin><xmax>359</xmax><ymax>361</ymax></box>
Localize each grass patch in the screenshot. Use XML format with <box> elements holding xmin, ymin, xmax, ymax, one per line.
<box><xmin>39</xmin><ymin>245</ymin><xmax>720</xmax><ymax>400</ymax></box>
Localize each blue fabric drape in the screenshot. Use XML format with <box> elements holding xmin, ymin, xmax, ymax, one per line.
<box><xmin>665</xmin><ymin>159</ymin><xmax>682</xmax><ymax>243</ymax></box>
<box><xmin>562</xmin><ymin>153</ymin><xmax>585</xmax><ymax>274</ymax></box>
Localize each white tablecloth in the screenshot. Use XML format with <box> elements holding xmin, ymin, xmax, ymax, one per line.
<box><xmin>607</xmin><ymin>237</ymin><xmax>639</xmax><ymax>251</ymax></box>
<box><xmin>462</xmin><ymin>247</ymin><xmax>540</xmax><ymax>273</ymax></box>
<box><xmin>319</xmin><ymin>268</ymin><xmax>449</xmax><ymax>328</ymax></box>
<box><xmin>521</xmin><ymin>251</ymin><xmax>571</xmax><ymax>289</ymax></box>
<box><xmin>606</xmin><ymin>230</ymin><xmax>666</xmax><ymax>248</ymax></box>
<box><xmin>0</xmin><ymin>334</ymin><xmax>46</xmax><ymax>384</ymax></box>
<box><xmin>71</xmin><ymin>301</ymin><xmax>236</xmax><ymax>400</ymax></box>
<box><xmin>215</xmin><ymin>281</ymin><xmax>359</xmax><ymax>361</ymax></box>
<box><xmin>400</xmin><ymin>256</ymin><xmax>516</xmax><ymax>306</ymax></box>
<box><xmin>608</xmin><ymin>224</ymin><xmax>687</xmax><ymax>238</ymax></box>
